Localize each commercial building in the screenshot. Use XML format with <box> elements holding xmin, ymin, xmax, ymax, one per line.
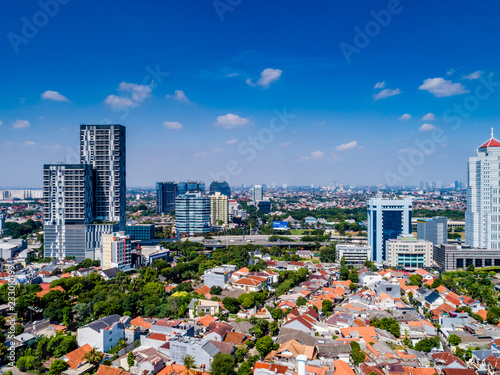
<box><xmin>204</xmin><ymin>265</ymin><xmax>237</xmax><ymax>288</ymax></box>
<box><xmin>385</xmin><ymin>234</ymin><xmax>433</xmax><ymax>270</ymax></box>
<box><xmin>209</xmin><ymin>181</ymin><xmax>231</xmax><ymax>197</ymax></box>
<box><xmin>176</xmin><ymin>181</ymin><xmax>205</xmax><ymax>195</ymax></box>
<box><xmin>210</xmin><ymin>192</ymin><xmax>228</xmax><ymax>226</ymax></box>
<box><xmin>257</xmin><ymin>200</ymin><xmax>271</xmax><ymax>214</ymax></box>
<box><xmin>101</xmin><ymin>231</ymin><xmax>131</xmax><ymax>270</ymax></box>
<box><xmin>466</xmin><ymin>130</ymin><xmax>500</xmax><ymax>249</ymax></box>
<box><xmin>434</xmin><ymin>243</ymin><xmax>500</xmax><ymax>271</ymax></box>
<box><xmin>336</xmin><ymin>244</ymin><xmax>371</xmax><ymax>265</ymax></box>
<box><xmin>417</xmin><ymin>216</ymin><xmax>448</xmax><ymax>246</ymax></box>
<box><xmin>43</xmin><ymin>164</ymin><xmax>93</xmax><ymax>260</ymax></box>
<box><xmin>156</xmin><ymin>182</ymin><xmax>177</xmax><ymax>215</ymax></box>
<box><xmin>175</xmin><ymin>193</ymin><xmax>211</xmax><ymax>236</ymax></box>
<box><xmin>367</xmin><ymin>197</ymin><xmax>412</xmax><ymax>263</ymax></box>
<box><xmin>126</xmin><ymin>224</ymin><xmax>155</xmax><ymax>241</ymax></box>
<box><xmin>0</xmin><ymin>214</ymin><xmax>5</xmax><ymax>235</ymax></box>
<box><xmin>252</xmin><ymin>185</ymin><xmax>263</xmax><ymax>203</ymax></box>
<box><xmin>0</xmin><ymin>238</ymin><xmax>27</xmax><ymax>260</ymax></box>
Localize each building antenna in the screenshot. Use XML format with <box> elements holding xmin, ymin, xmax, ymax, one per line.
<box><xmin>492</xmin><ymin>127</ymin><xmax>495</xmax><ymax>139</ymax></box>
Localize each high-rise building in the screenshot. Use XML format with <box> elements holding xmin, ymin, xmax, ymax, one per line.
<box><xmin>80</xmin><ymin>124</ymin><xmax>126</xmax><ymax>229</ymax></box>
<box><xmin>175</xmin><ymin>193</ymin><xmax>211</xmax><ymax>235</ymax></box>
<box><xmin>43</xmin><ymin>164</ymin><xmax>93</xmax><ymax>260</ymax></box>
<box><xmin>466</xmin><ymin>130</ymin><xmax>500</xmax><ymax>249</ymax></box>
<box><xmin>209</xmin><ymin>181</ymin><xmax>231</xmax><ymax>197</ymax></box>
<box><xmin>156</xmin><ymin>182</ymin><xmax>177</xmax><ymax>214</ymax></box>
<box><xmin>367</xmin><ymin>197</ymin><xmax>412</xmax><ymax>263</ymax></box>
<box><xmin>252</xmin><ymin>185</ymin><xmax>263</xmax><ymax>203</ymax></box>
<box><xmin>210</xmin><ymin>192</ymin><xmax>228</xmax><ymax>226</ymax></box>
<box><xmin>417</xmin><ymin>216</ymin><xmax>448</xmax><ymax>246</ymax></box>
<box><xmin>386</xmin><ymin>234</ymin><xmax>433</xmax><ymax>270</ymax></box>
<box><xmin>177</xmin><ymin>181</ymin><xmax>205</xmax><ymax>196</ymax></box>
<box><xmin>101</xmin><ymin>231</ymin><xmax>131</xmax><ymax>270</ymax></box>
<box><xmin>0</xmin><ymin>213</ymin><xmax>6</xmax><ymax>235</ymax></box>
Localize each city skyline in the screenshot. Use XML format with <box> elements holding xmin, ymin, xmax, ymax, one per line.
<box><xmin>2</xmin><ymin>1</ymin><xmax>500</xmax><ymax>187</ymax></box>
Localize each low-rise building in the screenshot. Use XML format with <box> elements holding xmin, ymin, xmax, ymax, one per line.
<box><xmin>434</xmin><ymin>243</ymin><xmax>500</xmax><ymax>271</ymax></box>
<box><xmin>204</xmin><ymin>265</ymin><xmax>236</xmax><ymax>288</ymax></box>
<box><xmin>336</xmin><ymin>244</ymin><xmax>371</xmax><ymax>265</ymax></box>
<box><xmin>385</xmin><ymin>234</ymin><xmax>433</xmax><ymax>270</ymax></box>
<box><xmin>169</xmin><ymin>336</ymin><xmax>220</xmax><ymax>371</ymax></box>
<box><xmin>77</xmin><ymin>315</ymin><xmax>129</xmax><ymax>353</ymax></box>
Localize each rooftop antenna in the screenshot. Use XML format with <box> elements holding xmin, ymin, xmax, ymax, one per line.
<box><xmin>492</xmin><ymin>127</ymin><xmax>495</xmax><ymax>139</ymax></box>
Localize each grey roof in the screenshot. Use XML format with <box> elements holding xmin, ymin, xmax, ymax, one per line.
<box><xmin>202</xmin><ymin>341</ymin><xmax>220</xmax><ymax>358</ymax></box>
<box><xmin>230</xmin><ymin>321</ymin><xmax>253</xmax><ymax>335</ymax></box>
<box><xmin>101</xmin><ymin>267</ymin><xmax>119</xmax><ymax>279</ymax></box>
<box><xmin>278</xmin><ymin>327</ymin><xmax>318</xmax><ymax>346</ymax></box>
<box><xmin>472</xmin><ymin>348</ymin><xmax>500</xmax><ymax>361</ymax></box>
<box><xmin>317</xmin><ymin>344</ymin><xmax>351</xmax><ymax>357</ymax></box>
<box><xmin>85</xmin><ymin>314</ymin><xmax>121</xmax><ymax>332</ymax></box>
<box><xmin>209</xmin><ymin>340</ymin><xmax>235</xmax><ymax>354</ymax></box>
<box><xmin>425</xmin><ymin>291</ymin><xmax>441</xmax><ymax>304</ymax></box>
<box><xmin>417</xmin><ymin>287</ymin><xmax>431</xmax><ymax>295</ymax></box>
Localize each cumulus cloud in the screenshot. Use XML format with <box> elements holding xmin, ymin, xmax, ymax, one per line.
<box><xmin>41</xmin><ymin>90</ymin><xmax>70</xmax><ymax>102</ymax></box>
<box><xmin>446</xmin><ymin>68</ymin><xmax>455</xmax><ymax>76</ymax></box>
<box><xmin>13</xmin><ymin>119</ymin><xmax>30</xmax><ymax>129</ymax></box>
<box><xmin>24</xmin><ymin>141</ymin><xmax>36</xmax><ymax>146</ymax></box>
<box><xmin>399</xmin><ymin>114</ymin><xmax>412</xmax><ymax>121</ymax></box>
<box><xmin>463</xmin><ymin>71</ymin><xmax>483</xmax><ymax>80</ymax></box>
<box><xmin>422</xmin><ymin>113</ymin><xmax>435</xmax><ymax>121</ymax></box>
<box><xmin>374</xmin><ymin>81</ymin><xmax>386</xmax><ymax>89</ymax></box>
<box><xmin>418</xmin><ymin>77</ymin><xmax>469</xmax><ymax>97</ymax></box>
<box><xmin>280</xmin><ymin>141</ymin><xmax>291</xmax><ymax>147</ymax></box>
<box><xmin>166</xmin><ymin>90</ymin><xmax>190</xmax><ymax>103</ymax></box>
<box><xmin>215</xmin><ymin>113</ymin><xmax>250</xmax><ymax>130</ymax></box>
<box><xmin>246</xmin><ymin>68</ymin><xmax>282</xmax><ymax>88</ymax></box>
<box><xmin>105</xmin><ymin>82</ymin><xmax>152</xmax><ymax>108</ymax></box>
<box><xmin>336</xmin><ymin>140</ymin><xmax>358</xmax><ymax>152</ymax></box>
<box><xmin>226</xmin><ymin>138</ymin><xmax>238</xmax><ymax>144</ymax></box>
<box><xmin>163</xmin><ymin>121</ymin><xmax>183</xmax><ymax>130</ymax></box>
<box><xmin>419</xmin><ymin>123</ymin><xmax>436</xmax><ymax>132</ymax></box>
<box><xmin>373</xmin><ymin>88</ymin><xmax>401</xmax><ymax>100</ymax></box>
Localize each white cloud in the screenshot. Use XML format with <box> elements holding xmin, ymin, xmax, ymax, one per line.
<box><xmin>418</xmin><ymin>77</ymin><xmax>469</xmax><ymax>97</ymax></box>
<box><xmin>280</xmin><ymin>141</ymin><xmax>291</xmax><ymax>147</ymax></box>
<box><xmin>105</xmin><ymin>82</ymin><xmax>152</xmax><ymax>108</ymax></box>
<box><xmin>398</xmin><ymin>148</ymin><xmax>416</xmax><ymax>154</ymax></box>
<box><xmin>212</xmin><ymin>147</ymin><xmax>223</xmax><ymax>154</ymax></box>
<box><xmin>336</xmin><ymin>140</ymin><xmax>359</xmax><ymax>151</ymax></box>
<box><xmin>246</xmin><ymin>68</ymin><xmax>282</xmax><ymax>88</ymax></box>
<box><xmin>310</xmin><ymin>151</ymin><xmax>324</xmax><ymax>159</ymax></box>
<box><xmin>24</xmin><ymin>141</ymin><xmax>36</xmax><ymax>146</ymax></box>
<box><xmin>419</xmin><ymin>123</ymin><xmax>436</xmax><ymax>132</ymax></box>
<box><xmin>163</xmin><ymin>121</ymin><xmax>183</xmax><ymax>130</ymax></box>
<box><xmin>399</xmin><ymin>114</ymin><xmax>412</xmax><ymax>121</ymax></box>
<box><xmin>41</xmin><ymin>90</ymin><xmax>70</xmax><ymax>102</ymax></box>
<box><xmin>373</xmin><ymin>88</ymin><xmax>401</xmax><ymax>100</ymax></box>
<box><xmin>13</xmin><ymin>119</ymin><xmax>30</xmax><ymax>129</ymax></box>
<box><xmin>166</xmin><ymin>90</ymin><xmax>190</xmax><ymax>103</ymax></box>
<box><xmin>215</xmin><ymin>113</ymin><xmax>250</xmax><ymax>130</ymax></box>
<box><xmin>446</xmin><ymin>68</ymin><xmax>455</xmax><ymax>76</ymax></box>
<box><xmin>194</xmin><ymin>152</ymin><xmax>210</xmax><ymax>158</ymax></box>
<box><xmin>0</xmin><ymin>121</ymin><xmax>3</xmax><ymax>126</ymax></box>
<box><xmin>226</xmin><ymin>138</ymin><xmax>238</xmax><ymax>144</ymax></box>
<box><xmin>374</xmin><ymin>81</ymin><xmax>386</xmax><ymax>89</ymax></box>
<box><xmin>422</xmin><ymin>113</ymin><xmax>435</xmax><ymax>121</ymax></box>
<box><xmin>463</xmin><ymin>71</ymin><xmax>483</xmax><ymax>80</ymax></box>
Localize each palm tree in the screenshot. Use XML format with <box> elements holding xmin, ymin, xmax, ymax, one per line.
<box><xmin>83</xmin><ymin>347</ymin><xmax>104</xmax><ymax>365</ymax></box>
<box><xmin>182</xmin><ymin>355</ymin><xmax>196</xmax><ymax>375</ymax></box>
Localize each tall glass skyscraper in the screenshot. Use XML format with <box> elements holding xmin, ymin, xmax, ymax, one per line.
<box><xmin>252</xmin><ymin>185</ymin><xmax>263</xmax><ymax>202</ymax></box>
<box><xmin>466</xmin><ymin>130</ymin><xmax>500</xmax><ymax>249</ymax></box>
<box><xmin>209</xmin><ymin>181</ymin><xmax>231</xmax><ymax>197</ymax></box>
<box><xmin>367</xmin><ymin>197</ymin><xmax>412</xmax><ymax>263</ymax></box>
<box><xmin>156</xmin><ymin>182</ymin><xmax>177</xmax><ymax>214</ymax></box>
<box><xmin>175</xmin><ymin>193</ymin><xmax>211</xmax><ymax>235</ymax></box>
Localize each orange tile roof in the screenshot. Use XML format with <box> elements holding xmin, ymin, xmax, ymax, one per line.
<box><xmin>96</xmin><ymin>365</ymin><xmax>130</xmax><ymax>375</ymax></box>
<box><xmin>445</xmin><ymin>294</ymin><xmax>461</xmax><ymax>306</ymax></box>
<box><xmin>403</xmin><ymin>367</ymin><xmax>438</xmax><ymax>375</ymax></box>
<box><xmin>344</xmin><ymin>303</ymin><xmax>365</xmax><ymax>311</ymax></box>
<box><xmin>414</xmin><ymin>268</ymin><xmax>429</xmax><ymax>276</ymax></box>
<box><xmin>341</xmin><ymin>326</ymin><xmax>377</xmax><ymax>339</ymax></box>
<box><xmin>379</xmin><ymin>292</ymin><xmax>393</xmax><ymax>300</ymax></box>
<box><xmin>253</xmin><ymin>362</ymin><xmax>288</xmax><ymax>374</ymax></box>
<box><xmin>436</xmin><ymin>285</ymin><xmax>448</xmax><ymax>294</ymax></box>
<box><xmin>64</xmin><ymin>344</ymin><xmax>92</xmax><ymax>369</ymax></box>
<box><xmin>36</xmin><ymin>286</ymin><xmax>66</xmax><ymax>298</ymax></box>
<box><xmin>158</xmin><ymin>364</ymin><xmax>210</xmax><ymax>375</ymax></box>
<box><xmin>408</xmin><ymin>321</ymin><xmax>423</xmax><ymax>328</ymax></box>
<box><xmin>197</xmin><ymin>315</ymin><xmax>217</xmax><ymax>327</ymax></box>
<box><xmin>223</xmin><ymin>331</ymin><xmax>248</xmax><ymax>346</ymax></box>
<box><xmin>476</xmin><ymin>309</ymin><xmax>488</xmax><ymax>321</ymax></box>
<box><xmin>353</xmin><ymin>318</ymin><xmax>367</xmax><ymax>327</ymax></box>
<box><xmin>130</xmin><ymin>316</ymin><xmax>153</xmax><ymax>329</ymax></box>
<box><xmin>424</xmin><ymin>279</ymin><xmax>434</xmax><ymax>286</ymax></box>
<box><xmin>237</xmin><ymin>267</ymin><xmax>249</xmax><ymax>274</ymax></box>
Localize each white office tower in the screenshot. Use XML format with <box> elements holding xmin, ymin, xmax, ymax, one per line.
<box><xmin>466</xmin><ymin>129</ymin><xmax>500</xmax><ymax>249</ymax></box>
<box><xmin>367</xmin><ymin>197</ymin><xmax>412</xmax><ymax>263</ymax></box>
<box><xmin>252</xmin><ymin>185</ymin><xmax>263</xmax><ymax>202</ymax></box>
<box><xmin>43</xmin><ymin>164</ymin><xmax>93</xmax><ymax>260</ymax></box>
<box><xmin>101</xmin><ymin>232</ymin><xmax>131</xmax><ymax>270</ymax></box>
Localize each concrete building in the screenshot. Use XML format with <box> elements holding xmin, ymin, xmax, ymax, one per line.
<box><xmin>367</xmin><ymin>197</ymin><xmax>412</xmax><ymax>263</ymax></box>
<box><xmin>139</xmin><ymin>245</ymin><xmax>170</xmax><ymax>267</ymax></box>
<box><xmin>374</xmin><ymin>281</ymin><xmax>401</xmax><ymax>299</ymax></box>
<box><xmin>125</xmin><ymin>224</ymin><xmax>155</xmax><ymax>241</ymax></box>
<box><xmin>156</xmin><ymin>181</ymin><xmax>177</xmax><ymax>215</ymax></box>
<box><xmin>210</xmin><ymin>192</ymin><xmax>228</xmax><ymax>226</ymax></box>
<box><xmin>434</xmin><ymin>243</ymin><xmax>500</xmax><ymax>271</ymax></box>
<box><xmin>204</xmin><ymin>265</ymin><xmax>237</xmax><ymax>288</ymax></box>
<box><xmin>169</xmin><ymin>336</ymin><xmax>220</xmax><ymax>371</ymax></box>
<box><xmin>385</xmin><ymin>234</ymin><xmax>433</xmax><ymax>270</ymax></box>
<box><xmin>0</xmin><ymin>238</ymin><xmax>27</xmax><ymax>260</ymax></box>
<box><xmin>101</xmin><ymin>232</ymin><xmax>131</xmax><ymax>271</ymax></box>
<box><xmin>175</xmin><ymin>193</ymin><xmax>211</xmax><ymax>236</ymax></box>
<box><xmin>417</xmin><ymin>216</ymin><xmax>448</xmax><ymax>246</ymax></box>
<box><xmin>252</xmin><ymin>185</ymin><xmax>263</xmax><ymax>203</ymax></box>
<box><xmin>466</xmin><ymin>130</ymin><xmax>500</xmax><ymax>249</ymax></box>
<box><xmin>77</xmin><ymin>315</ymin><xmax>129</xmax><ymax>353</ymax></box>
<box><xmin>188</xmin><ymin>299</ymin><xmax>220</xmax><ymax>319</ymax></box>
<box><xmin>0</xmin><ymin>214</ymin><xmax>5</xmax><ymax>235</ymax></box>
<box><xmin>209</xmin><ymin>181</ymin><xmax>231</xmax><ymax>197</ymax></box>
<box><xmin>43</xmin><ymin>164</ymin><xmax>93</xmax><ymax>260</ymax></box>
<box><xmin>336</xmin><ymin>244</ymin><xmax>371</xmax><ymax>265</ymax></box>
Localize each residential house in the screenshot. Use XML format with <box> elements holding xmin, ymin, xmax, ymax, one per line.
<box><xmin>77</xmin><ymin>315</ymin><xmax>129</xmax><ymax>353</ymax></box>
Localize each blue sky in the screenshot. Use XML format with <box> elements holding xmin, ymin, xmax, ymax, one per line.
<box><xmin>2</xmin><ymin>0</ymin><xmax>500</xmax><ymax>187</ymax></box>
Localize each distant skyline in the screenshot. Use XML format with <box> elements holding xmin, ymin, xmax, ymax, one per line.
<box><xmin>2</xmin><ymin>1</ymin><xmax>500</xmax><ymax>187</ymax></box>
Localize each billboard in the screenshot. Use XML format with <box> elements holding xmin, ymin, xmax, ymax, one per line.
<box><xmin>273</xmin><ymin>221</ymin><xmax>288</xmax><ymax>230</ymax></box>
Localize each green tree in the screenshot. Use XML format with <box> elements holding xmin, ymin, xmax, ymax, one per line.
<box><xmin>322</xmin><ymin>300</ymin><xmax>333</xmax><ymax>312</ymax></box>
<box><xmin>127</xmin><ymin>351</ymin><xmax>135</xmax><ymax>369</ymax></box>
<box><xmin>449</xmin><ymin>334</ymin><xmax>462</xmax><ymax>346</ymax></box>
<box><xmin>319</xmin><ymin>246</ymin><xmax>336</xmax><ymax>263</ymax></box>
<box><xmin>350</xmin><ymin>341</ymin><xmax>366</xmax><ymax>365</ymax></box>
<box><xmin>83</xmin><ymin>347</ymin><xmax>104</xmax><ymax>365</ymax></box>
<box><xmin>183</xmin><ymin>355</ymin><xmax>196</xmax><ymax>375</ymax></box>
<box><xmin>271</xmin><ymin>308</ymin><xmax>283</xmax><ymax>320</ymax></box>
<box><xmin>348</xmin><ymin>269</ymin><xmax>359</xmax><ymax>283</ymax></box>
<box><xmin>222</xmin><ymin>297</ymin><xmax>240</xmax><ymax>314</ymax></box>
<box><xmin>49</xmin><ymin>359</ymin><xmax>68</xmax><ymax>375</ymax></box>
<box><xmin>238</xmin><ymin>294</ymin><xmax>255</xmax><ymax>309</ymax></box>
<box><xmin>296</xmin><ymin>296</ymin><xmax>308</xmax><ymax>307</ymax></box>
<box><xmin>256</xmin><ymin>336</ymin><xmax>274</xmax><ymax>357</ymax></box>
<box><xmin>407</xmin><ymin>274</ymin><xmax>423</xmax><ymax>287</ymax></box>
<box><xmin>210</xmin><ymin>353</ymin><xmax>236</xmax><ymax>375</ymax></box>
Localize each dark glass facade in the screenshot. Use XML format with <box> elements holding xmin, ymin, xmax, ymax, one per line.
<box><xmin>209</xmin><ymin>181</ymin><xmax>231</xmax><ymax>197</ymax></box>
<box><xmin>156</xmin><ymin>182</ymin><xmax>177</xmax><ymax>214</ymax></box>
